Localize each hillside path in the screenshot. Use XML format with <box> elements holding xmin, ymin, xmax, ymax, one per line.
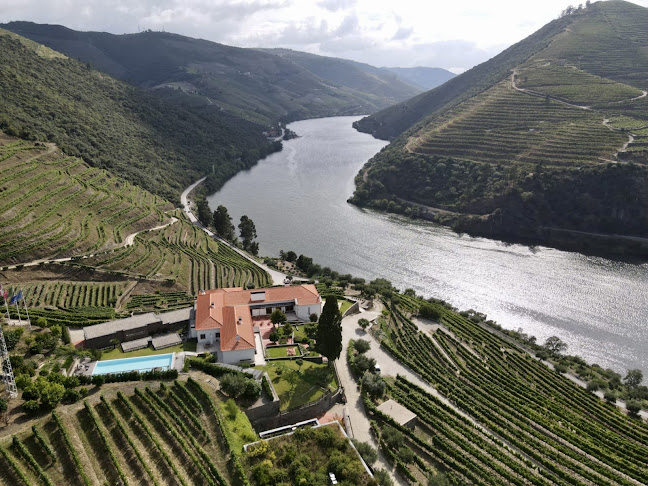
<box><xmin>510</xmin><ymin>70</ymin><xmax>591</xmax><ymax>110</ymax></box>
<box><xmin>3</xmin><ymin>216</ymin><xmax>177</xmax><ymax>270</ymax></box>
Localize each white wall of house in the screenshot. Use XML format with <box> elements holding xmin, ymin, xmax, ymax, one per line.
<box><xmin>197</xmin><ymin>329</ymin><xmax>220</xmax><ymax>346</ymax></box>
<box><xmin>221</xmin><ymin>347</ymin><xmax>255</xmax><ymax>364</ymax></box>
<box><xmin>295</xmin><ymin>303</ymin><xmax>322</xmax><ymax>321</ymax></box>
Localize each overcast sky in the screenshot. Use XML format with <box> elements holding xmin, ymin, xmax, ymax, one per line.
<box><xmin>1</xmin><ymin>0</ymin><xmax>647</xmax><ymax>72</ymax></box>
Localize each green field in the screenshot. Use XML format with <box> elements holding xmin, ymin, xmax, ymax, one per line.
<box><xmin>0</xmin><ymin>378</ymin><xmax>243</xmax><ymax>486</ymax></box>
<box><xmin>366</xmin><ymin>303</ymin><xmax>648</xmax><ymax>485</ymax></box>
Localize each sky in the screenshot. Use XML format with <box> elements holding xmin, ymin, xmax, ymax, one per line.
<box><xmin>1</xmin><ymin>0</ymin><xmax>647</xmax><ymax>72</ymax></box>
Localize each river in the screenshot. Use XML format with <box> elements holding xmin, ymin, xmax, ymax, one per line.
<box><xmin>208</xmin><ymin>116</ymin><xmax>648</xmax><ymax>375</ymax></box>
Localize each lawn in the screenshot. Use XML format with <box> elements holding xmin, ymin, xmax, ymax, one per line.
<box><xmin>339</xmin><ymin>299</ymin><xmax>353</xmax><ymax>315</ymax></box>
<box><xmin>100</xmin><ymin>339</ymin><xmax>197</xmax><ymax>360</ymax></box>
<box><xmin>265</xmin><ymin>345</ymin><xmax>302</xmax><ymax>358</ymax></box>
<box><xmin>256</xmin><ymin>360</ymin><xmax>338</xmax><ymax>411</ymax></box>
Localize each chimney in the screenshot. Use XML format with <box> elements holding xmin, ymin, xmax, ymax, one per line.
<box><xmin>235</xmin><ymin>335</ymin><xmax>240</xmax><ymax>341</ymax></box>
<box><xmin>238</xmin><ymin>316</ymin><xmax>242</xmax><ymax>325</ymax></box>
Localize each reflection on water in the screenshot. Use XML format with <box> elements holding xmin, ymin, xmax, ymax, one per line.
<box><xmin>208</xmin><ymin>116</ymin><xmax>648</xmax><ymax>374</ymax></box>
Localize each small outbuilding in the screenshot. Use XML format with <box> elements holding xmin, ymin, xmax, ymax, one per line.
<box><xmin>376</xmin><ymin>399</ymin><xmax>417</xmax><ymax>429</ymax></box>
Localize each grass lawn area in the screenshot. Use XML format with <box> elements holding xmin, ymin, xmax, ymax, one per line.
<box><xmin>293</xmin><ymin>325</ymin><xmax>308</xmax><ymax>341</ymax></box>
<box><xmin>100</xmin><ymin>339</ymin><xmax>197</xmax><ymax>361</ymax></box>
<box><xmin>265</xmin><ymin>345</ymin><xmax>301</xmax><ymax>358</ymax></box>
<box><xmin>339</xmin><ymin>299</ymin><xmax>353</xmax><ymax>315</ymax></box>
<box><xmin>256</xmin><ymin>360</ymin><xmax>338</xmax><ymax>411</ymax></box>
<box><xmin>219</xmin><ymin>399</ymin><xmax>257</xmax><ymax>452</ymax></box>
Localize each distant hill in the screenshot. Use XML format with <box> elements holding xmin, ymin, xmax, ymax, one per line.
<box><xmin>1</xmin><ymin>22</ymin><xmax>421</xmax><ymax>125</ymax></box>
<box><xmin>0</xmin><ymin>28</ymin><xmax>278</xmax><ymax>203</ymax></box>
<box><xmin>257</xmin><ymin>48</ymin><xmax>422</xmax><ymax>100</ymax></box>
<box><xmin>384</xmin><ymin>66</ymin><xmax>456</xmax><ymax>90</ymax></box>
<box><xmin>350</xmin><ymin>0</ymin><xmax>648</xmax><ymax>254</ymax></box>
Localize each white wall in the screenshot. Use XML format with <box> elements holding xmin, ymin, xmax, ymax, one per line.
<box><xmin>221</xmin><ymin>347</ymin><xmax>255</xmax><ymax>364</ymax></box>
<box><xmin>197</xmin><ymin>329</ymin><xmax>220</xmax><ymax>345</ymax></box>
<box><xmin>295</xmin><ymin>303</ymin><xmax>322</xmax><ymax>321</ymax></box>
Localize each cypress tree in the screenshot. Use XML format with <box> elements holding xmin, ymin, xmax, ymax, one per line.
<box><xmin>316</xmin><ymin>296</ymin><xmax>343</xmax><ymax>362</ymax></box>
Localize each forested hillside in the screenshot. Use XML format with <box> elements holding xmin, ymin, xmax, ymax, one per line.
<box><xmin>350</xmin><ymin>0</ymin><xmax>648</xmax><ymax>254</ymax></box>
<box><xmin>1</xmin><ymin>22</ymin><xmax>421</xmax><ymax>126</ymax></box>
<box><xmin>0</xmin><ymin>28</ymin><xmax>277</xmax><ymax>203</ymax></box>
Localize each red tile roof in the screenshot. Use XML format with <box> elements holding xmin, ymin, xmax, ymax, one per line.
<box><xmin>194</xmin><ymin>285</ymin><xmax>321</xmax><ymax>353</ymax></box>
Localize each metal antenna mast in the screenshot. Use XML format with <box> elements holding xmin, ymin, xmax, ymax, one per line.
<box><xmin>0</xmin><ymin>326</ymin><xmax>17</xmax><ymax>398</ymax></box>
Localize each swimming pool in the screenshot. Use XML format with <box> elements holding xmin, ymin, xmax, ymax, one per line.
<box><xmin>92</xmin><ymin>353</ymin><xmax>175</xmax><ymax>376</ymax></box>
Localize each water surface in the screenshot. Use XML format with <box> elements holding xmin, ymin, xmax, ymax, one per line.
<box><xmin>208</xmin><ymin>116</ymin><xmax>648</xmax><ymax>374</ymax></box>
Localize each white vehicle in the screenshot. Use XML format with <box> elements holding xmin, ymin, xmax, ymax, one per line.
<box><xmin>374</xmin><ymin>363</ymin><xmax>381</xmax><ymax>374</ymax></box>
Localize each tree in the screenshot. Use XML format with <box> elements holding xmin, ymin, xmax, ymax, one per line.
<box><xmin>269</xmin><ymin>331</ymin><xmax>279</xmax><ymax>344</ymax></box>
<box><xmin>109</xmin><ymin>338</ymin><xmax>120</xmax><ymax>350</ymax></box>
<box><xmin>624</xmin><ymin>369</ymin><xmax>643</xmax><ymax>388</ymax></box>
<box><xmin>351</xmin><ymin>440</ymin><xmax>378</xmax><ymax>466</ymax></box>
<box><xmin>316</xmin><ymin>296</ymin><xmax>343</xmax><ymax>362</ymax></box>
<box><xmin>625</xmin><ymin>400</ymin><xmax>643</xmax><ymax>418</ymax></box>
<box><xmin>362</xmin><ymin>372</ymin><xmax>386</xmax><ymax>398</ymax></box>
<box><xmin>373</xmin><ymin>469</ymin><xmax>393</xmax><ymax>486</ymax></box>
<box><xmin>544</xmin><ymin>336</ymin><xmax>568</xmax><ymax>355</ymax></box>
<box><xmin>270</xmin><ymin>309</ymin><xmax>287</xmax><ymax>328</ymax></box>
<box><xmin>358</xmin><ymin>318</ymin><xmax>370</xmax><ymax>331</ymax></box>
<box><xmin>213</xmin><ymin>205</ymin><xmax>236</xmax><ymax>241</ymax></box>
<box><xmin>238</xmin><ymin>215</ymin><xmax>258</xmax><ymax>253</ymax></box>
<box><xmin>419</xmin><ymin>303</ymin><xmax>442</xmax><ymax>320</ymax></box>
<box><xmin>196</xmin><ymin>198</ymin><xmax>212</xmax><ymax>227</ymax></box>
<box><xmin>353</xmin><ymin>339</ymin><xmax>371</xmax><ymax>354</ymax></box>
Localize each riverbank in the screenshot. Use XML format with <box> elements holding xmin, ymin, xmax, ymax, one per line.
<box><xmin>205</xmin><ymin>116</ymin><xmax>648</xmax><ymax>375</ymax></box>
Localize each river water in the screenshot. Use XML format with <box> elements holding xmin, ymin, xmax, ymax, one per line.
<box><xmin>208</xmin><ymin>116</ymin><xmax>648</xmax><ymax>375</ymax></box>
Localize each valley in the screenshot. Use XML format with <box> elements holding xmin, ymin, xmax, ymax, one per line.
<box><xmin>1</xmin><ymin>2</ymin><xmax>648</xmax><ymax>485</ymax></box>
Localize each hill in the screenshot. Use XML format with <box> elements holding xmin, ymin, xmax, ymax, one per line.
<box><xmin>257</xmin><ymin>48</ymin><xmax>422</xmax><ymax>100</ymax></box>
<box><xmin>384</xmin><ymin>66</ymin><xmax>456</xmax><ymax>90</ymax></box>
<box><xmin>350</xmin><ymin>0</ymin><xmax>648</xmax><ymax>254</ymax></box>
<box><xmin>0</xmin><ymin>134</ymin><xmax>270</xmax><ymax>325</ymax></box>
<box><xmin>1</xmin><ymin>22</ymin><xmax>421</xmax><ymax>126</ymax></box>
<box><xmin>0</xmin><ymin>28</ymin><xmax>276</xmax><ymax>204</ymax></box>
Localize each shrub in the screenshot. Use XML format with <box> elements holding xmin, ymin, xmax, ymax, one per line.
<box><xmin>62</xmin><ymin>388</ymin><xmax>81</xmax><ymax>404</ymax></box>
<box><xmin>22</xmin><ymin>400</ymin><xmax>41</xmax><ymax>415</ymax></box>
<box><xmin>381</xmin><ymin>426</ymin><xmax>404</xmax><ymax>449</ymax></box>
<box><xmin>358</xmin><ymin>318</ymin><xmax>370</xmax><ymax>330</ymax></box>
<box><xmin>269</xmin><ymin>331</ymin><xmax>280</xmax><ymax>343</ymax></box>
<box><xmin>373</xmin><ymin>468</ymin><xmax>393</xmax><ymax>486</ymax></box>
<box><xmin>309</xmin><ymin>313</ymin><xmax>318</xmax><ymax>322</ymax></box>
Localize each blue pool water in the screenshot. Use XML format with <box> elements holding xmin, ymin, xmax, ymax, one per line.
<box><xmin>92</xmin><ymin>353</ymin><xmax>174</xmax><ymax>375</ymax></box>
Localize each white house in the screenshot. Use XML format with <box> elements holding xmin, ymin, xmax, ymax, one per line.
<box><xmin>189</xmin><ymin>285</ymin><xmax>322</xmax><ymax>364</ymax></box>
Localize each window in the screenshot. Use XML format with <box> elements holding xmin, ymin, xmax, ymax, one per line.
<box><xmin>200</xmin><ymin>334</ymin><xmax>206</xmax><ymax>340</ymax></box>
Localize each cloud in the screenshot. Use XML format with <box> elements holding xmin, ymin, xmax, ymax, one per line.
<box><xmin>316</xmin><ymin>0</ymin><xmax>357</xmax><ymax>12</ymax></box>
<box><xmin>391</xmin><ymin>26</ymin><xmax>413</xmax><ymax>41</ymax></box>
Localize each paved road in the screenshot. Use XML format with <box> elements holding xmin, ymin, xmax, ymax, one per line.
<box><xmin>335</xmin><ymin>307</ymin><xmax>406</xmax><ymax>485</ymax></box>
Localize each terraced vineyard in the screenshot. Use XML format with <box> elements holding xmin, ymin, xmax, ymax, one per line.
<box><xmin>125</xmin><ymin>292</ymin><xmax>194</xmax><ymax>312</ymax></box>
<box><xmin>0</xmin><ymin>379</ymin><xmax>240</xmax><ymax>486</ymax></box>
<box><xmin>4</xmin><ymin>281</ymin><xmax>127</xmax><ymax>309</ymax></box>
<box><xmin>370</xmin><ymin>304</ymin><xmax>648</xmax><ymax>485</ymax></box>
<box><xmin>0</xmin><ymin>135</ymin><xmax>172</xmax><ymax>266</ymax></box>
<box><xmin>516</xmin><ymin>62</ymin><xmax>643</xmax><ymax>105</ymax></box>
<box><xmin>82</xmin><ymin>216</ymin><xmax>271</xmax><ymax>294</ymax></box>
<box><xmin>407</xmin><ymin>81</ymin><xmax>627</xmax><ymax>166</ymax></box>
